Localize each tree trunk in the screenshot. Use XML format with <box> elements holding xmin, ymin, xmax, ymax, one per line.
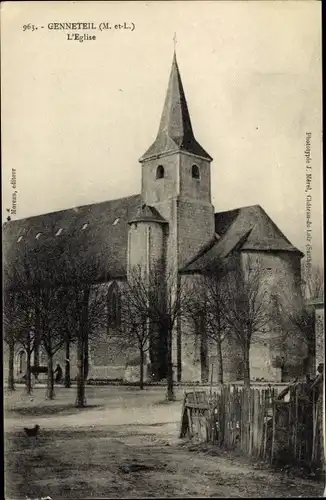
<box><xmin>84</xmin><ymin>329</ymin><xmax>89</xmax><ymax>381</ymax></box>
<box><xmin>139</xmin><ymin>347</ymin><xmax>144</xmax><ymax>390</ymax></box>
<box><xmin>46</xmin><ymin>355</ymin><xmax>55</xmax><ymax>399</ymax></box>
<box><xmin>25</xmin><ymin>350</ymin><xmax>32</xmax><ymax>394</ymax></box>
<box><xmin>64</xmin><ymin>334</ymin><xmax>71</xmax><ymax>388</ymax></box>
<box><xmin>8</xmin><ymin>340</ymin><xmax>15</xmax><ymax>391</ymax></box>
<box><xmin>75</xmin><ymin>334</ymin><xmax>86</xmax><ymax>407</ymax></box>
<box><xmin>166</xmin><ymin>328</ymin><xmax>175</xmax><ymax>401</ymax></box>
<box><xmin>243</xmin><ymin>348</ymin><xmax>250</xmax><ymax>389</ymax></box>
<box><xmin>200</xmin><ymin>315</ymin><xmax>209</xmax><ymax>383</ymax></box>
<box><xmin>75</xmin><ymin>287</ymin><xmax>89</xmax><ymax>408</ymax></box>
<box><xmin>217</xmin><ymin>339</ymin><xmax>224</xmax><ymax>384</ymax></box>
<box><xmin>34</xmin><ymin>293</ymin><xmax>41</xmax><ymax>381</ymax></box>
<box><xmin>177</xmin><ymin>315</ymin><xmax>182</xmax><ymax>382</ymax></box>
<box><xmin>33</xmin><ymin>341</ymin><xmax>40</xmax><ymax>382</ymax></box>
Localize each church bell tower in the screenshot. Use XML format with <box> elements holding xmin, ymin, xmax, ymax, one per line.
<box><xmin>139</xmin><ymin>51</ymin><xmax>215</xmax><ymax>270</ymax></box>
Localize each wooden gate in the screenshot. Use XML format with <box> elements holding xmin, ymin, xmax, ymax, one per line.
<box><xmin>180</xmin><ymin>390</ymin><xmax>212</xmax><ymax>442</ymax></box>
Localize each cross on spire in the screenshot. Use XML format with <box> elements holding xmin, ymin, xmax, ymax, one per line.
<box><xmin>173</xmin><ymin>32</ymin><xmax>177</xmax><ymax>52</ymax></box>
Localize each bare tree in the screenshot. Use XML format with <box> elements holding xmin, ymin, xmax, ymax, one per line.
<box><xmin>18</xmin><ymin>245</ymin><xmax>68</xmax><ymax>400</ymax></box>
<box><xmin>271</xmin><ymin>293</ymin><xmax>315</xmax><ymax>378</ymax></box>
<box><xmin>13</xmin><ymin>294</ymin><xmax>37</xmax><ymax>395</ymax></box>
<box><xmin>193</xmin><ymin>271</ymin><xmax>229</xmax><ymax>384</ymax></box>
<box><xmin>36</xmin><ymin>231</ymin><xmax>108</xmax><ymax>408</ymax></box>
<box><xmin>19</xmin><ymin>324</ymin><xmax>36</xmax><ymax>394</ymax></box>
<box><xmin>184</xmin><ymin>271</ymin><xmax>224</xmax><ymax>384</ymax></box>
<box><xmin>55</xmin><ymin>287</ymin><xmax>76</xmax><ymax>388</ymax></box>
<box><xmin>125</xmin><ymin>266</ymin><xmax>192</xmax><ymax>400</ymax></box>
<box><xmin>270</xmin><ymin>259</ymin><xmax>322</xmax><ymax>379</ymax></box>
<box><xmin>151</xmin><ymin>268</ymin><xmax>191</xmax><ymax>400</ymax></box>
<box><xmin>301</xmin><ymin>260</ymin><xmax>324</xmax><ymax>300</ymax></box>
<box><xmin>62</xmin><ymin>278</ymin><xmax>107</xmax><ymax>408</ymax></box>
<box><xmin>219</xmin><ymin>254</ymin><xmax>270</xmax><ymax>388</ymax></box>
<box><xmin>3</xmin><ymin>252</ymin><xmax>38</xmax><ymax>394</ymax></box>
<box><xmin>38</xmin><ymin>287</ymin><xmax>67</xmax><ymax>399</ymax></box>
<box><xmin>3</xmin><ymin>289</ymin><xmax>18</xmax><ymax>391</ymax></box>
<box><xmin>114</xmin><ymin>279</ymin><xmax>150</xmax><ymax>390</ymax></box>
<box><xmin>58</xmin><ymin>276</ymin><xmax>108</xmax><ymax>407</ymax></box>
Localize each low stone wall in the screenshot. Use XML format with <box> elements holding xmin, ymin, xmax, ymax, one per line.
<box><xmin>88</xmin><ymin>365</ymin><xmax>125</xmax><ymax>380</ymax></box>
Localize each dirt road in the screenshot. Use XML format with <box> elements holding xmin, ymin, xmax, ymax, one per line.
<box><xmin>4</xmin><ymin>386</ymin><xmax>325</xmax><ymax>498</ymax></box>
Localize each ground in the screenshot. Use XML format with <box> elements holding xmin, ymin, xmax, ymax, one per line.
<box><xmin>4</xmin><ymin>385</ymin><xmax>325</xmax><ymax>499</ymax></box>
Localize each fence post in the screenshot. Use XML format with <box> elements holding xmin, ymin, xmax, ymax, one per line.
<box><xmin>293</xmin><ymin>387</ymin><xmax>298</xmax><ymax>461</ymax></box>
<box><xmin>253</xmin><ymin>389</ymin><xmax>259</xmax><ymax>457</ymax></box>
<box><xmin>248</xmin><ymin>388</ymin><xmax>254</xmax><ymax>456</ymax></box>
<box><xmin>243</xmin><ymin>387</ymin><xmax>249</xmax><ymax>454</ymax></box>
<box><xmin>209</xmin><ymin>364</ymin><xmax>213</xmax><ymax>398</ymax></box>
<box><xmin>262</xmin><ymin>391</ymin><xmax>268</xmax><ymax>460</ymax></box>
<box><xmin>271</xmin><ymin>401</ymin><xmax>276</xmax><ymax>464</ymax></box>
<box><xmin>312</xmin><ymin>391</ymin><xmax>318</xmax><ymax>463</ymax></box>
<box><xmin>287</xmin><ymin>394</ymin><xmax>292</xmax><ymax>460</ymax></box>
<box><xmin>179</xmin><ymin>392</ymin><xmax>188</xmax><ymax>438</ymax></box>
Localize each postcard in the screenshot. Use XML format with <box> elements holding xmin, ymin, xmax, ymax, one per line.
<box><xmin>2</xmin><ymin>1</ymin><xmax>324</xmax><ymax>498</ymax></box>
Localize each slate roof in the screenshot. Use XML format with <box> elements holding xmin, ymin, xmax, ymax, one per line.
<box><xmin>139</xmin><ymin>53</ymin><xmax>212</xmax><ymax>163</ymax></box>
<box><xmin>3</xmin><ymin>200</ymin><xmax>303</xmax><ymax>286</ymax></box>
<box><xmin>3</xmin><ymin>194</ymin><xmax>142</xmax><ymax>286</ymax></box>
<box><xmin>183</xmin><ymin>204</ymin><xmax>303</xmax><ymax>272</ymax></box>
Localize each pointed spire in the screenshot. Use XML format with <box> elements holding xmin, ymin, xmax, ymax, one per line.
<box><xmin>139</xmin><ymin>52</ymin><xmax>212</xmax><ymax>162</ymax></box>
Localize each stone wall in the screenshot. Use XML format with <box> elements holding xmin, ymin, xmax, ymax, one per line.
<box><xmin>141</xmin><ymin>155</ymin><xmax>181</xmax><ymax>205</ymax></box>
<box><xmin>240</xmin><ymin>251</ymin><xmax>306</xmax><ymax>381</ymax></box>
<box><xmin>177</xmin><ymin>199</ymin><xmax>215</xmax><ymax>268</ymax></box>
<box><xmin>141</xmin><ymin>152</ymin><xmax>212</xmax><ymax>206</ymax></box>
<box><xmin>128</xmin><ymin>221</ymin><xmax>165</xmax><ymax>276</ymax></box>
<box><xmin>176</xmin><ymin>250</ymin><xmax>306</xmax><ymax>384</ymax></box>
<box><xmin>179</xmin><ymin>154</ymin><xmax>211</xmax><ymax>203</ymax></box>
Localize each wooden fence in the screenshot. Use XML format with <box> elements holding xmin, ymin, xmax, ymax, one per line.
<box><xmin>180</xmin><ymin>384</ymin><xmax>324</xmax><ymax>469</ymax></box>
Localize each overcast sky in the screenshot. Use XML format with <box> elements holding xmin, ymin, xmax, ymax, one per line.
<box><xmin>1</xmin><ymin>1</ymin><xmax>322</xmax><ymax>265</ymax></box>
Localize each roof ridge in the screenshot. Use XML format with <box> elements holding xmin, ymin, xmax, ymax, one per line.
<box><xmin>215</xmin><ymin>204</ymin><xmax>302</xmax><ymax>256</ymax></box>
<box><xmin>3</xmin><ymin>193</ymin><xmax>141</xmax><ymax>226</ymax></box>
<box><xmin>254</xmin><ymin>204</ymin><xmax>297</xmax><ymax>248</ymax></box>
<box><xmin>215</xmin><ymin>204</ymin><xmax>261</xmax><ymax>216</ymax></box>
<box><xmin>181</xmin><ymin>235</ymin><xmax>219</xmax><ymax>270</ymax></box>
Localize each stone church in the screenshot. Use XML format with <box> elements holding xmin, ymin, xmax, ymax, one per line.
<box><xmin>3</xmin><ymin>52</ymin><xmax>308</xmax><ymax>384</ymax></box>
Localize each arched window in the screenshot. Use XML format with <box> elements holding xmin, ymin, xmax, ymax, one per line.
<box><xmin>192</xmin><ymin>164</ymin><xmax>200</xmax><ymax>179</ymax></box>
<box><xmin>107</xmin><ymin>285</ymin><xmax>121</xmax><ymax>330</ymax></box>
<box><xmin>156</xmin><ymin>165</ymin><xmax>165</xmax><ymax>179</ymax></box>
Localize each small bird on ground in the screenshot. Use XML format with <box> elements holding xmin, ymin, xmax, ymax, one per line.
<box><xmin>24</xmin><ymin>424</ymin><xmax>40</xmax><ymax>437</ymax></box>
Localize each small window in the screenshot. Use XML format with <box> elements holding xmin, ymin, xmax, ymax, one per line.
<box><xmin>81</xmin><ymin>223</ymin><xmax>88</xmax><ymax>230</ymax></box>
<box><xmin>156</xmin><ymin>165</ymin><xmax>165</xmax><ymax>179</ymax></box>
<box><xmin>107</xmin><ymin>288</ymin><xmax>121</xmax><ymax>329</ymax></box>
<box><xmin>35</xmin><ymin>232</ymin><xmax>42</xmax><ymax>240</ymax></box>
<box><xmin>112</xmin><ymin>218</ymin><xmax>120</xmax><ymax>226</ymax></box>
<box><xmin>192</xmin><ymin>164</ymin><xmax>200</xmax><ymax>179</ymax></box>
<box><xmin>17</xmin><ymin>236</ymin><xmax>23</xmax><ymax>242</ymax></box>
<box><xmin>55</xmin><ymin>228</ymin><xmax>63</xmax><ymax>236</ymax></box>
